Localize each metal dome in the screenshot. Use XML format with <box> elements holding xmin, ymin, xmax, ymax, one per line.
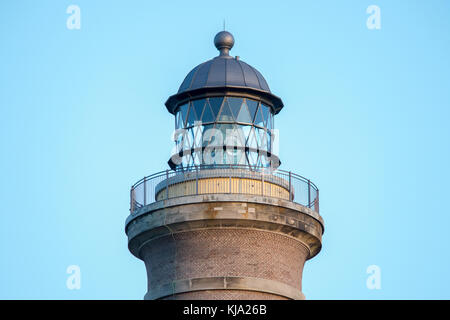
<box><xmin>177</xmin><ymin>57</ymin><xmax>271</xmax><ymax>94</ymax></box>
<box><xmin>165</xmin><ymin>31</ymin><xmax>283</xmax><ymax>115</ymax></box>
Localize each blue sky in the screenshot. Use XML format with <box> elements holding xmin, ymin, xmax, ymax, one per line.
<box><xmin>1</xmin><ymin>0</ymin><xmax>449</xmax><ymax>299</ymax></box>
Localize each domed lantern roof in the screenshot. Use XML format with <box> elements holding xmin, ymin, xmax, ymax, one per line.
<box><xmin>165</xmin><ymin>31</ymin><xmax>284</xmax><ymax>115</ymax></box>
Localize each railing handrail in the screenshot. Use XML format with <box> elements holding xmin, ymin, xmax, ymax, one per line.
<box><xmin>131</xmin><ymin>164</ymin><xmax>319</xmax><ymax>192</ymax></box>
<box><xmin>130</xmin><ymin>164</ymin><xmax>320</xmax><ymax>214</ymax></box>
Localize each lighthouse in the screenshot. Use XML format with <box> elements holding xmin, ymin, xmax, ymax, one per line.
<box><xmin>125</xmin><ymin>31</ymin><xmax>324</xmax><ymax>300</ymax></box>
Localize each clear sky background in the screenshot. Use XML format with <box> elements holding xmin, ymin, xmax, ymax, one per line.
<box><xmin>1</xmin><ymin>0</ymin><xmax>449</xmax><ymax>299</ymax></box>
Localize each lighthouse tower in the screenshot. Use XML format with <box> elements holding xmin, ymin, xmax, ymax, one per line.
<box><xmin>125</xmin><ymin>31</ymin><xmax>324</xmax><ymax>300</ymax></box>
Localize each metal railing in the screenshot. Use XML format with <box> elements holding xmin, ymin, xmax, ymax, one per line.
<box><xmin>130</xmin><ymin>164</ymin><xmax>319</xmax><ymax>214</ymax></box>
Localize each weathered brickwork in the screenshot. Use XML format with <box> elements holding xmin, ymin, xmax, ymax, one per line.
<box><xmin>141</xmin><ymin>228</ymin><xmax>309</xmax><ymax>298</ymax></box>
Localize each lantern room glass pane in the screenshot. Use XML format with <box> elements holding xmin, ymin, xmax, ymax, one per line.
<box><xmin>227</xmin><ymin>97</ymin><xmax>242</xmax><ymax>119</ymax></box>
<box><xmin>254</xmin><ymin>103</ymin><xmax>264</xmax><ymax>127</ymax></box>
<box><xmin>209</xmin><ymin>97</ymin><xmax>223</xmax><ymax>119</ymax></box>
<box><xmin>236</xmin><ymin>101</ymin><xmax>252</xmax><ymax>124</ymax></box>
<box><xmin>186</xmin><ymin>102</ymin><xmax>198</xmax><ymax>127</ymax></box>
<box><xmin>175</xmin><ymin>111</ymin><xmax>182</xmax><ymax>129</ymax></box>
<box><xmin>178</xmin><ymin>103</ymin><xmax>188</xmax><ymax>128</ymax></box>
<box><xmin>247</xmin><ymin>127</ymin><xmax>258</xmax><ymax>150</ymax></box>
<box><xmin>201</xmin><ymin>124</ymin><xmax>214</xmax><ymax>147</ymax></box>
<box><xmin>261</xmin><ymin>104</ymin><xmax>270</xmax><ymax>127</ymax></box>
<box><xmin>229</xmin><ymin>124</ymin><xmax>247</xmax><ymax>148</ymax></box>
<box><xmin>218</xmin><ymin>98</ymin><xmax>234</xmax><ymax>121</ymax></box>
<box><xmin>215</xmin><ymin>122</ymin><xmax>233</xmax><ymax>140</ymax></box>
<box><xmin>201</xmin><ymin>99</ymin><xmax>215</xmax><ymax>123</ymax></box>
<box><xmin>256</xmin><ymin>127</ymin><xmax>269</xmax><ymax>150</ymax></box>
<box><xmin>267</xmin><ymin>112</ymin><xmax>273</xmax><ymax>130</ymax></box>
<box><xmin>193</xmin><ymin>99</ymin><xmax>206</xmax><ymax>122</ymax></box>
<box><xmin>246</xmin><ymin>99</ymin><xmax>258</xmax><ymax>123</ymax></box>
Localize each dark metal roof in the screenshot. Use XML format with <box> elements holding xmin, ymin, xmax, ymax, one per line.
<box><xmin>177</xmin><ymin>56</ymin><xmax>271</xmax><ymax>94</ymax></box>
<box><xmin>165</xmin><ymin>31</ymin><xmax>284</xmax><ymax>115</ymax></box>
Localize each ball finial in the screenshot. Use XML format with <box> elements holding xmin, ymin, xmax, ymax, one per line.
<box><xmin>214</xmin><ymin>31</ymin><xmax>234</xmax><ymax>56</ymax></box>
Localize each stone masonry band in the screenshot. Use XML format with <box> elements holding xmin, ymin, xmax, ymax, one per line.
<box><xmin>144</xmin><ymin>276</ymin><xmax>306</xmax><ymax>300</ymax></box>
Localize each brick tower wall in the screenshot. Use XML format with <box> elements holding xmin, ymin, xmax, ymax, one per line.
<box><xmin>141</xmin><ymin>228</ymin><xmax>309</xmax><ymax>300</ymax></box>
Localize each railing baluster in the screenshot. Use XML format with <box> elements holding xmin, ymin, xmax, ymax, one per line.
<box><xmin>229</xmin><ymin>168</ymin><xmax>232</xmax><ymax>194</ymax></box>
<box><xmin>196</xmin><ymin>165</ymin><xmax>199</xmax><ymax>195</ymax></box>
<box><xmin>288</xmin><ymin>171</ymin><xmax>292</xmax><ymax>201</ymax></box>
<box><xmin>239</xmin><ymin>170</ymin><xmax>242</xmax><ymax>194</ymax></box>
<box><xmin>316</xmin><ymin>190</ymin><xmax>320</xmax><ymax>213</ymax></box>
<box><xmin>261</xmin><ymin>170</ymin><xmax>264</xmax><ymax>196</ymax></box>
<box><xmin>130</xmin><ymin>188</ymin><xmax>133</xmax><ymax>213</ymax></box>
<box><xmin>143</xmin><ymin>177</ymin><xmax>147</xmax><ymax>206</ymax></box>
<box><xmin>165</xmin><ymin>170</ymin><xmax>169</xmax><ymax>199</ymax></box>
<box><xmin>308</xmin><ymin>179</ymin><xmax>311</xmax><ymax>208</ymax></box>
